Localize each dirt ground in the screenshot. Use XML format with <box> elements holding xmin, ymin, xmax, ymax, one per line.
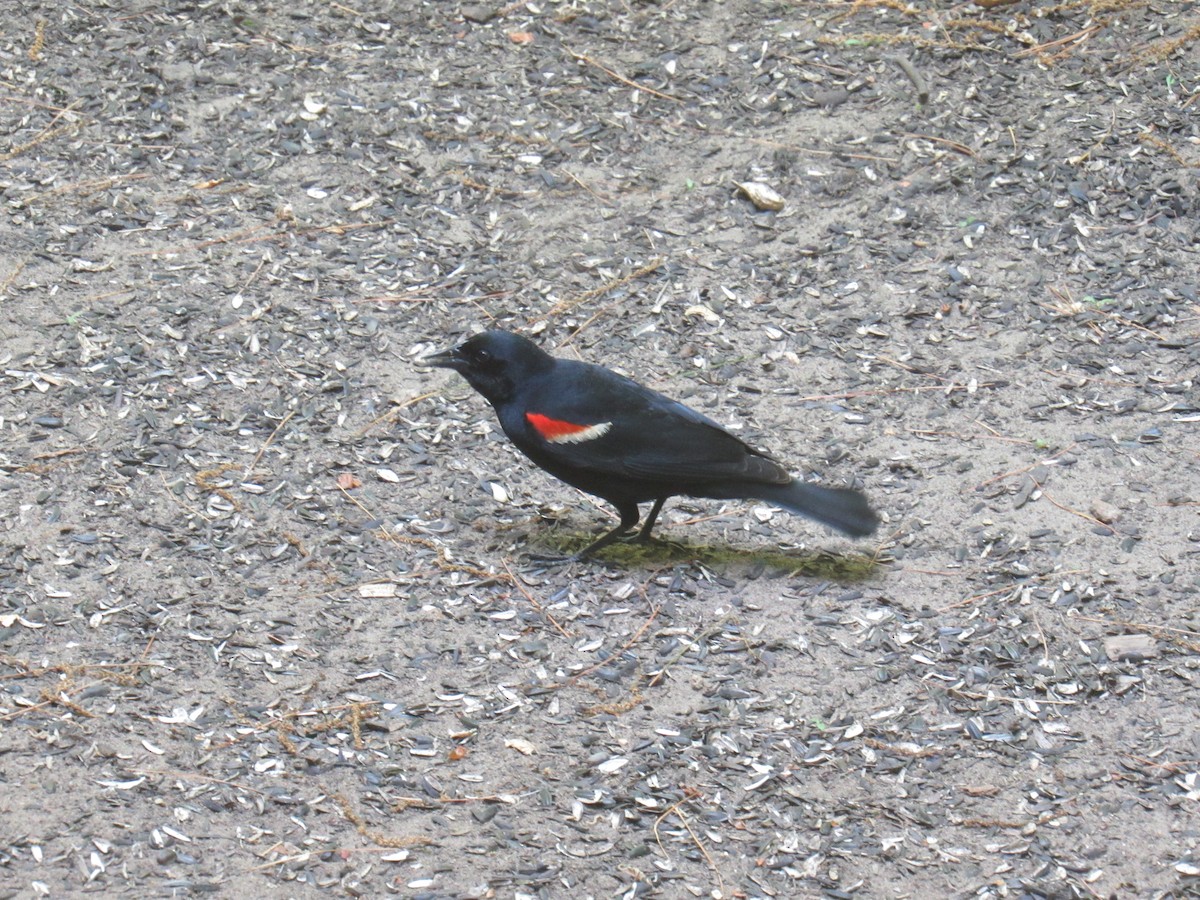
<box><xmin>2</xmin><ymin>2</ymin><xmax>1199</xmax><ymax>898</ymax></box>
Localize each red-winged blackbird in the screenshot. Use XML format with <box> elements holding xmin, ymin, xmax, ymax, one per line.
<box><xmin>428</xmin><ymin>330</ymin><xmax>878</xmax><ymax>558</ymax></box>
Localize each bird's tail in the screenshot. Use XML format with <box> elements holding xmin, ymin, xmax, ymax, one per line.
<box><xmin>747</xmin><ymin>481</ymin><xmax>879</xmax><ymax>538</ymax></box>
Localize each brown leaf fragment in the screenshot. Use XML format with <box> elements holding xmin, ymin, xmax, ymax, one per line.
<box><xmin>962</xmin><ymin>784</ymin><xmax>1001</xmax><ymax>797</ymax></box>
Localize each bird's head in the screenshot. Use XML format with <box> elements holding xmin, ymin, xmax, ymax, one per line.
<box><xmin>426</xmin><ymin>330</ymin><xmax>553</xmax><ymax>405</ymax></box>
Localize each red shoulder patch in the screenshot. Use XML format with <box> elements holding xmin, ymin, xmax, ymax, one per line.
<box><xmin>526</xmin><ymin>413</ymin><xmax>612</xmax><ymax>444</ymax></box>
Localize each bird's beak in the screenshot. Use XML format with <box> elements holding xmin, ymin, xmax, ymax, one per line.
<box><xmin>423</xmin><ymin>343</ymin><xmax>464</xmax><ymax>370</ymax></box>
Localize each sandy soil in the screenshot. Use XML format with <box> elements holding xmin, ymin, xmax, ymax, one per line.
<box><xmin>2</xmin><ymin>2</ymin><xmax>1199</xmax><ymax>898</ymax></box>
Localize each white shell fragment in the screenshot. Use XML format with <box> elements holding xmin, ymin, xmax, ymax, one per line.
<box><xmin>735</xmin><ymin>181</ymin><xmax>785</xmax><ymax>211</ymax></box>
<box><xmin>359</xmin><ymin>583</ymin><xmax>398</xmax><ymax>599</ymax></box>
<box><xmin>683</xmin><ymin>304</ymin><xmax>721</xmax><ymax>324</ymax></box>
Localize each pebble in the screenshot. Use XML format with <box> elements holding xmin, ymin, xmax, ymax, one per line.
<box><xmin>461</xmin><ymin>5</ymin><xmax>496</xmax><ymax>23</ymax></box>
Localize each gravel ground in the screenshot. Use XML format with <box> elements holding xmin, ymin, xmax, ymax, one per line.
<box><xmin>2</xmin><ymin>2</ymin><xmax>1199</xmax><ymax>898</ymax></box>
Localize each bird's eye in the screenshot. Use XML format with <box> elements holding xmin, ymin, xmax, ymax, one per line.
<box><xmin>472</xmin><ymin>348</ymin><xmax>491</xmax><ymax>363</ymax></box>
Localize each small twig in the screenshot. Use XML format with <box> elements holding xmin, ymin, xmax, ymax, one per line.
<box><xmin>28</xmin><ymin>446</ymin><xmax>89</xmax><ymax>462</ymax></box>
<box><xmin>909</xmin><ymin>428</ymin><xmax>1034</xmax><ymax>446</ymax></box>
<box><xmin>238</xmin><ymin>253</ymin><xmax>271</xmax><ymax>293</ymax></box>
<box><xmin>1072</xmin><ymin>615</ymin><xmax>1200</xmax><ymax>654</ymax></box>
<box><xmin>900</xmin><ymin>132</ymin><xmax>976</xmax><ymax>158</ymax></box>
<box><xmin>568</xmin><ymin>50</ymin><xmax>685</xmax><ymax>103</ymax></box>
<box><xmin>1138</xmin><ymin>130</ymin><xmax>1198</xmax><ymax>168</ymax></box>
<box><xmin>973</xmin><ymin>443</ymin><xmax>1078</xmax><ymax>489</ymax></box>
<box><xmin>0</xmin><ymin>656</ymin><xmax>161</xmax><ymax>681</ymax></box>
<box><xmin>863</xmin><ymin>737</ymin><xmax>944</xmax><ymax>758</ymax></box>
<box><xmin>748</xmin><ymin>137</ymin><xmax>902</xmax><ymax>165</ymax></box>
<box><xmin>938</xmin><ymin>585</ymin><xmax>1017</xmax><ymax>613</ymax></box>
<box><xmin>1066</xmin><ymin>106</ymin><xmax>1117</xmax><ymax>166</ymax></box>
<box><xmin>338</xmin><ymin>487</ymin><xmax>509</xmax><ymax>582</ymax></box>
<box><xmin>889</xmin><ymin>54</ymin><xmax>929</xmax><ymax>104</ymax></box>
<box><xmin>1072</xmin><ymin>616</ymin><xmax>1200</xmax><ymax>640</ymax></box>
<box><xmin>353</xmin><ymin>391</ymin><xmax>440</xmax><ymax>437</ymax></box>
<box><xmin>653</xmin><ymin>793</ymin><xmax>724</xmax><ymax>894</ymax></box>
<box><xmin>561</xmin><ymin>292</ymin><xmax>647</xmax><ymax>344</ymax></box>
<box><xmin>1122</xmin><ymin>21</ymin><xmax>1200</xmax><ymax>71</ymax></box>
<box><xmin>648</xmin><ymin>615</ymin><xmax>733</xmax><ymax>688</ymax></box>
<box><xmin>243</xmin><ymin>410</ymin><xmax>295</xmax><ymax>480</ymax></box>
<box><xmin>1030</xmin><ymin>608</ymin><xmax>1051</xmax><ymax>665</ymax></box>
<box><xmin>538</xmin><ymin>257</ymin><xmax>665</xmax><ymax>325</ymax></box>
<box><xmin>132</xmin><ymin>767</ymin><xmax>269</xmax><ymax>796</ymax></box>
<box><xmin>900</xmin><ymin>567</ymin><xmax>966</xmax><ymax>577</ymax></box>
<box><xmin>0</xmin><ymin>98</ymin><xmax>83</xmax><ymax>161</ymax></box>
<box><xmin>460</xmin><ymin>175</ymin><xmax>533</xmax><ymax>198</ymax></box>
<box><xmin>500</xmin><ymin>559</ymin><xmax>573</xmax><ymax>638</ymax></box>
<box><xmin>797</xmin><ymin>381</ymin><xmax>1001</xmax><ymax>403</ymax></box>
<box><xmin>747</xmin><ymin>135</ymin><xmax>899</xmax><ymax>163</ymax></box>
<box><xmin>1038</xmin><ymin>289</ymin><xmax>1169</xmax><ymax>342</ymax></box>
<box><xmin>26</xmin><ymin>173</ymin><xmax>152</xmax><ymax>205</ymax></box>
<box><xmin>28</xmin><ymin>19</ymin><xmax>46</xmax><ymax>61</ymax></box>
<box><xmin>129</xmin><ymin>218</ymin><xmax>395</xmax><ymax>257</ymax></box>
<box><xmin>561</xmin><ymin>169</ymin><xmax>613</xmax><ymax>206</ymax></box>
<box><xmin>195</xmin><ymin>462</ymin><xmax>242</xmax><ymax>508</ymax></box>
<box><xmin>947</xmin><ymin>686</ymin><xmax>1079</xmax><ymax>707</ymax></box>
<box><xmin>1014</xmin><ymin>23</ymin><xmax>1103</xmax><ymax>59</ymax></box>
<box><xmin>569</xmin><ymin>603</ymin><xmax>660</xmax><ymax>686</ymax></box>
<box><xmin>334</xmin><ymin>793</ymin><xmax>435</xmax><ymax>849</ymax></box>
<box><xmin>1122</xmin><ymin>754</ymin><xmax>1198</xmax><ymax>775</ymax></box>
<box><xmin>1037</xmin><ymin>487</ymin><xmax>1115</xmax><ymax>535</ymax></box>
<box><xmin>246</xmin><ymin>837</ymin><xmax>449</xmax><ymax>873</ymax></box>
<box><xmin>0</xmin><ymin>254</ymin><xmax>30</xmax><ymax>299</ymax></box>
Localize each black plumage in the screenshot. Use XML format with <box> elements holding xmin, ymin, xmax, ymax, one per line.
<box><xmin>428</xmin><ymin>330</ymin><xmax>878</xmax><ymax>558</ymax></box>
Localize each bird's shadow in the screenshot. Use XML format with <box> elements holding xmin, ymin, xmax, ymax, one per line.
<box><xmin>531</xmin><ymin>531</ymin><xmax>881</xmax><ymax>581</ymax></box>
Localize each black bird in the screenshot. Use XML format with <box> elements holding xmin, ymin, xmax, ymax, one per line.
<box><xmin>427</xmin><ymin>330</ymin><xmax>878</xmax><ymax>558</ymax></box>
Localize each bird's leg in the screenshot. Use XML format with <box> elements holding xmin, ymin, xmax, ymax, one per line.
<box><xmin>635</xmin><ymin>497</ymin><xmax>667</xmax><ymax>542</ymax></box>
<box><xmin>573</xmin><ymin>503</ymin><xmax>641</xmax><ymax>559</ymax></box>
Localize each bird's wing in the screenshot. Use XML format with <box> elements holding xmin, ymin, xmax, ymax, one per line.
<box><xmin>515</xmin><ymin>363</ymin><xmax>791</xmax><ymax>486</ymax></box>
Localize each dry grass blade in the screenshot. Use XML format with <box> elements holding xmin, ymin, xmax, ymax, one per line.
<box><xmin>0</xmin><ymin>98</ymin><xmax>83</xmax><ymax>161</ymax></box>
<box><xmin>567</xmin><ymin>50</ymin><xmax>686</xmax><ymax>103</ymax></box>
<box><xmin>654</xmin><ymin>792</ymin><xmax>725</xmax><ymax>895</ymax></box>
<box><xmin>537</xmin><ymin>258</ymin><xmax>665</xmax><ymax>327</ymax></box>
<box><xmin>500</xmin><ymin>558</ymin><xmax>573</xmax><ymax>637</ymax></box>
<box><xmin>334</xmin><ymin>794</ymin><xmax>436</xmax><ymax>849</ymax></box>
